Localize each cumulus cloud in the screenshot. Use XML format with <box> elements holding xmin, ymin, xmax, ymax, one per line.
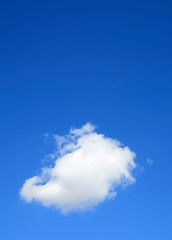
<box><xmin>146</xmin><ymin>158</ymin><xmax>153</xmax><ymax>166</ymax></box>
<box><xmin>20</xmin><ymin>123</ymin><xmax>136</xmax><ymax>214</ymax></box>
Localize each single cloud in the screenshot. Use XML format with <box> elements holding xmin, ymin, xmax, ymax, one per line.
<box><xmin>146</xmin><ymin>158</ymin><xmax>153</xmax><ymax>166</ymax></box>
<box><xmin>20</xmin><ymin>123</ymin><xmax>136</xmax><ymax>214</ymax></box>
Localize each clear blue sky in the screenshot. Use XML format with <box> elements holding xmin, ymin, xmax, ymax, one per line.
<box><xmin>0</xmin><ymin>0</ymin><xmax>172</xmax><ymax>239</ymax></box>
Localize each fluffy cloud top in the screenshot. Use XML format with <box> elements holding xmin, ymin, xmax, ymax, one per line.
<box><xmin>20</xmin><ymin>123</ymin><xmax>136</xmax><ymax>214</ymax></box>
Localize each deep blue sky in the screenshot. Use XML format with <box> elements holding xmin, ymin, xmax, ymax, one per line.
<box><xmin>0</xmin><ymin>0</ymin><xmax>172</xmax><ymax>239</ymax></box>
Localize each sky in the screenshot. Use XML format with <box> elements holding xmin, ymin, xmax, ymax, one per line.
<box><xmin>0</xmin><ymin>0</ymin><xmax>172</xmax><ymax>239</ymax></box>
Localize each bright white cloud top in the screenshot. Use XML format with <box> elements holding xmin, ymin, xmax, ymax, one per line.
<box><xmin>20</xmin><ymin>123</ymin><xmax>136</xmax><ymax>214</ymax></box>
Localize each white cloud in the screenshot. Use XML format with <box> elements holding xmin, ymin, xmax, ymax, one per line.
<box><xmin>146</xmin><ymin>158</ymin><xmax>153</xmax><ymax>166</ymax></box>
<box><xmin>20</xmin><ymin>123</ymin><xmax>136</xmax><ymax>214</ymax></box>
